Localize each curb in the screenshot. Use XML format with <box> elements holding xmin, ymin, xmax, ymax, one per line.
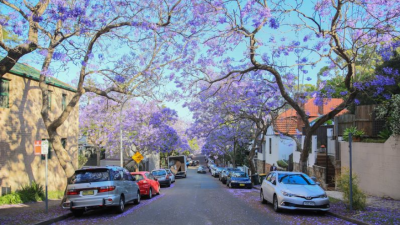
<box><xmin>252</xmin><ymin>185</ymin><xmax>370</xmax><ymax>225</ymax></box>
<box><xmin>327</xmin><ymin>212</ymin><xmax>371</xmax><ymax>225</ymax></box>
<box><xmin>34</xmin><ymin>213</ymin><xmax>73</xmax><ymax>225</ymax></box>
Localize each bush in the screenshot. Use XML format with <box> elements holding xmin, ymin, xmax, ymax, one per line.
<box><xmin>277</xmin><ymin>160</ymin><xmax>288</xmax><ymax>168</ymax></box>
<box><xmin>17</xmin><ymin>181</ymin><xmax>45</xmax><ymax>203</ymax></box>
<box><xmin>78</xmin><ymin>153</ymin><xmax>88</xmax><ymax>169</ymax></box>
<box><xmin>343</xmin><ymin>126</ymin><xmax>365</xmax><ymax>141</ymax></box>
<box><xmin>0</xmin><ymin>193</ymin><xmax>23</xmax><ymax>205</ymax></box>
<box><xmin>336</xmin><ymin>168</ymin><xmax>367</xmax><ymax>210</ymax></box>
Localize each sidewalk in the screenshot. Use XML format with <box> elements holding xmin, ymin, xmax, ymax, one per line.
<box><xmin>253</xmin><ymin>185</ymin><xmax>400</xmax><ymax>225</ymax></box>
<box><xmin>0</xmin><ymin>199</ymin><xmax>71</xmax><ymax>225</ymax></box>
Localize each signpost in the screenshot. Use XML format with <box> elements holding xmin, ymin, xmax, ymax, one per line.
<box><xmin>34</xmin><ymin>141</ymin><xmax>42</xmax><ymax>155</ymax></box>
<box><xmin>132</xmin><ymin>152</ymin><xmax>144</xmax><ymax>164</ymax></box>
<box><xmin>41</xmin><ymin>140</ymin><xmax>49</xmax><ymax>214</ymax></box>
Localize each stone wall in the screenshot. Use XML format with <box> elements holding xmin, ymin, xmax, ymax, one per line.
<box><xmin>0</xmin><ymin>72</ymin><xmax>78</xmax><ymax>193</ymax></box>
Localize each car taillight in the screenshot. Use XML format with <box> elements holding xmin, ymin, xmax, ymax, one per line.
<box><xmin>67</xmin><ymin>189</ymin><xmax>79</xmax><ymax>195</ymax></box>
<box><xmin>166</xmin><ymin>175</ymin><xmax>169</xmax><ymax>179</ymax></box>
<box><xmin>98</xmin><ymin>186</ymin><xmax>116</xmax><ymax>193</ymax></box>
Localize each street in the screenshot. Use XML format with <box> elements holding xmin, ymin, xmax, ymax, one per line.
<box><xmin>54</xmin><ymin>155</ymin><xmax>354</xmax><ymax>225</ymax></box>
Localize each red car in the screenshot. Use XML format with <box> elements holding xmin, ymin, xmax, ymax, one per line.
<box><xmin>131</xmin><ymin>171</ymin><xmax>161</xmax><ymax>199</ymax></box>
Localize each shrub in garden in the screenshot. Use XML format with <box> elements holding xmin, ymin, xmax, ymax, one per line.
<box><xmin>17</xmin><ymin>181</ymin><xmax>45</xmax><ymax>203</ymax></box>
<box><xmin>277</xmin><ymin>160</ymin><xmax>288</xmax><ymax>169</ymax></box>
<box><xmin>0</xmin><ymin>193</ymin><xmax>22</xmax><ymax>205</ymax></box>
<box><xmin>336</xmin><ymin>168</ymin><xmax>366</xmax><ymax>210</ymax></box>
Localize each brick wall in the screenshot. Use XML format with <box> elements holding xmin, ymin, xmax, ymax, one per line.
<box><xmin>0</xmin><ymin>72</ymin><xmax>78</xmax><ymax>193</ymax></box>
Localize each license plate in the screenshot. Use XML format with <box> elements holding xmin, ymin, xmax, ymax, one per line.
<box><xmin>82</xmin><ymin>190</ymin><xmax>94</xmax><ymax>195</ymax></box>
<box><xmin>303</xmin><ymin>201</ymin><xmax>315</xmax><ymax>206</ymax></box>
<box><xmin>240</xmin><ymin>184</ymin><xmax>245</xmax><ymax>187</ymax></box>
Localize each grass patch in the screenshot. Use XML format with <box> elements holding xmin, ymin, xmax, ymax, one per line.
<box><xmin>48</xmin><ymin>190</ymin><xmax>64</xmax><ymax>200</ymax></box>
<box><xmin>329</xmin><ymin>196</ymin><xmax>341</xmax><ymax>203</ymax></box>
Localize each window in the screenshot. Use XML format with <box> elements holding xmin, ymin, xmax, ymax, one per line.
<box><xmin>48</xmin><ymin>91</ymin><xmax>52</xmax><ymax>110</ymax></box>
<box><xmin>69</xmin><ymin>169</ymin><xmax>110</xmax><ymax>184</ymax></box>
<box><xmin>0</xmin><ymin>79</ymin><xmax>9</xmax><ymax>108</ymax></box>
<box><xmin>61</xmin><ymin>138</ymin><xmax>67</xmax><ymax>149</ymax></box>
<box><xmin>62</xmin><ymin>94</ymin><xmax>67</xmax><ymax>111</ymax></box>
<box><xmin>269</xmin><ymin>138</ymin><xmax>272</xmax><ymax>154</ymax></box>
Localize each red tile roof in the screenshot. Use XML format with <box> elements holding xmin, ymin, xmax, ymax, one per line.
<box><xmin>274</xmin><ymin>98</ymin><xmax>348</xmax><ymax>135</ymax></box>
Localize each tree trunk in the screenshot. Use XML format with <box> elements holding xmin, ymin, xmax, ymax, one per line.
<box><xmin>299</xmin><ymin>133</ymin><xmax>312</xmax><ymax>174</ymax></box>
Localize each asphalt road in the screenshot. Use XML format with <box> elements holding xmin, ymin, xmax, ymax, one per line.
<box><xmin>55</xmin><ymin>155</ymin><xmax>355</xmax><ymax>225</ymax></box>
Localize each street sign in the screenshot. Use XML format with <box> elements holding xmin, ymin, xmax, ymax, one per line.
<box><xmin>34</xmin><ymin>141</ymin><xmax>42</xmax><ymax>156</ymax></box>
<box><xmin>132</xmin><ymin>152</ymin><xmax>144</xmax><ymax>163</ymax></box>
<box><xmin>41</xmin><ymin>140</ymin><xmax>49</xmax><ymax>155</ymax></box>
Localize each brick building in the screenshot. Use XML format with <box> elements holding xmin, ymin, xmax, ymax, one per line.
<box><xmin>0</xmin><ymin>62</ymin><xmax>78</xmax><ymax>195</ymax></box>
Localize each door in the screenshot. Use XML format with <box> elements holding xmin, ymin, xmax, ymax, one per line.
<box><xmin>123</xmin><ymin>169</ymin><xmax>135</xmax><ymax>201</ymax></box>
<box><xmin>264</xmin><ymin>172</ymin><xmax>276</xmax><ymax>202</ymax></box>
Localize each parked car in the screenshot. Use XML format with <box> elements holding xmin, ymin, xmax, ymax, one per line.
<box><xmin>226</xmin><ymin>171</ymin><xmax>252</xmax><ymax>189</ymax></box>
<box><xmin>131</xmin><ymin>171</ymin><xmax>161</xmax><ymax>199</ymax></box>
<box><xmin>151</xmin><ymin>169</ymin><xmax>172</xmax><ymax>187</ymax></box>
<box><xmin>62</xmin><ymin>166</ymin><xmax>140</xmax><ymax>217</ymax></box>
<box><xmin>197</xmin><ymin>165</ymin><xmax>207</xmax><ymax>173</ymax></box>
<box><xmin>212</xmin><ymin>167</ymin><xmax>223</xmax><ymax>177</ymax></box>
<box><xmin>220</xmin><ymin>167</ymin><xmax>241</xmax><ymax>184</ymax></box>
<box><xmin>209</xmin><ymin>164</ymin><xmax>217</xmax><ymax>174</ymax></box>
<box><xmin>260</xmin><ymin>171</ymin><xmax>330</xmax><ymax>213</ymax></box>
<box><xmin>165</xmin><ymin>169</ymin><xmax>175</xmax><ymax>183</ymax></box>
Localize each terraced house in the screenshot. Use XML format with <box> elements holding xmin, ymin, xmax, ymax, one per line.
<box><xmin>0</xmin><ymin>63</ymin><xmax>78</xmax><ymax>195</ymax></box>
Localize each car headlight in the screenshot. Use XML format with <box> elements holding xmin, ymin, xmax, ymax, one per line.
<box><xmin>319</xmin><ymin>193</ymin><xmax>328</xmax><ymax>198</ymax></box>
<box><xmin>246</xmin><ymin>181</ymin><xmax>252</xmax><ymax>184</ymax></box>
<box><xmin>282</xmin><ymin>191</ymin><xmax>295</xmax><ymax>197</ymax></box>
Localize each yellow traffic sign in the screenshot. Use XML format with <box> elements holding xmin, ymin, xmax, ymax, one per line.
<box><xmin>132</xmin><ymin>152</ymin><xmax>144</xmax><ymax>163</ymax></box>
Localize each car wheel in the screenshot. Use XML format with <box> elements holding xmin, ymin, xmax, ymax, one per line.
<box><xmin>229</xmin><ymin>182</ymin><xmax>232</xmax><ymax>188</ymax></box>
<box><xmin>148</xmin><ymin>188</ymin><xmax>152</xmax><ymax>199</ymax></box>
<box><xmin>273</xmin><ymin>195</ymin><xmax>280</xmax><ymax>212</ymax></box>
<box><xmin>167</xmin><ymin>180</ymin><xmax>171</xmax><ymax>187</ymax></box>
<box><xmin>72</xmin><ymin>209</ymin><xmax>84</xmax><ymax>217</ymax></box>
<box><xmin>157</xmin><ymin>185</ymin><xmax>161</xmax><ymax>195</ymax></box>
<box><xmin>260</xmin><ymin>190</ymin><xmax>267</xmax><ymax>204</ymax></box>
<box><xmin>134</xmin><ymin>191</ymin><xmax>141</xmax><ymax>205</ymax></box>
<box><xmin>184</xmin><ymin>174</ymin><xmax>186</xmax><ymax>178</ymax></box>
<box><xmin>116</xmin><ymin>195</ymin><xmax>125</xmax><ymax>214</ymax></box>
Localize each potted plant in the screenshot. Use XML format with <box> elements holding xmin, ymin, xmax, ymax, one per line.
<box><xmin>343</xmin><ymin>126</ymin><xmax>365</xmax><ymax>142</ymax></box>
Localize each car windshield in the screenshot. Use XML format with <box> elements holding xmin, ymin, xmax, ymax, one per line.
<box><xmin>132</xmin><ymin>174</ymin><xmax>144</xmax><ymax>181</ymax></box>
<box><xmin>232</xmin><ymin>172</ymin><xmax>247</xmax><ymax>178</ymax></box>
<box><xmin>278</xmin><ymin>174</ymin><xmax>315</xmax><ymax>185</ymax></box>
<box><xmin>152</xmin><ymin>170</ymin><xmax>166</xmax><ymax>176</ymax></box>
<box><xmin>70</xmin><ymin>169</ymin><xmax>110</xmax><ymax>184</ymax></box>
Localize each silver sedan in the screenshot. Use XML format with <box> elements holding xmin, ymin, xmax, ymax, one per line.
<box><xmin>260</xmin><ymin>171</ymin><xmax>330</xmax><ymax>212</ymax></box>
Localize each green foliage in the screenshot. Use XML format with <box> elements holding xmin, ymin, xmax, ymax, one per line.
<box><xmin>277</xmin><ymin>160</ymin><xmax>288</xmax><ymax>168</ymax></box>
<box><xmin>337</xmin><ymin>168</ymin><xmax>367</xmax><ymax>210</ymax></box>
<box><xmin>361</xmin><ymin>138</ymin><xmax>386</xmax><ymax>143</ymax></box>
<box><xmin>78</xmin><ymin>153</ymin><xmax>88</xmax><ymax>169</ymax></box>
<box><xmin>0</xmin><ymin>193</ymin><xmax>22</xmax><ymax>205</ymax></box>
<box><xmin>48</xmin><ymin>190</ymin><xmax>64</xmax><ymax>200</ymax></box>
<box><xmin>377</xmin><ymin>129</ymin><xmax>393</xmax><ymax>140</ymax></box>
<box><xmin>376</xmin><ymin>94</ymin><xmax>400</xmax><ymax>135</ymax></box>
<box><xmin>343</xmin><ymin>126</ymin><xmax>365</xmax><ymax>141</ymax></box>
<box><xmin>17</xmin><ymin>181</ymin><xmax>45</xmax><ymax>203</ymax></box>
<box><xmin>188</xmin><ymin>138</ymin><xmax>199</xmax><ymax>152</ymax></box>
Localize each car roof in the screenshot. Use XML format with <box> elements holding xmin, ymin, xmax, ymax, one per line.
<box><xmin>131</xmin><ymin>171</ymin><xmax>148</xmax><ymax>174</ymax></box>
<box><xmin>274</xmin><ymin>171</ymin><xmax>304</xmax><ymax>175</ymax></box>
